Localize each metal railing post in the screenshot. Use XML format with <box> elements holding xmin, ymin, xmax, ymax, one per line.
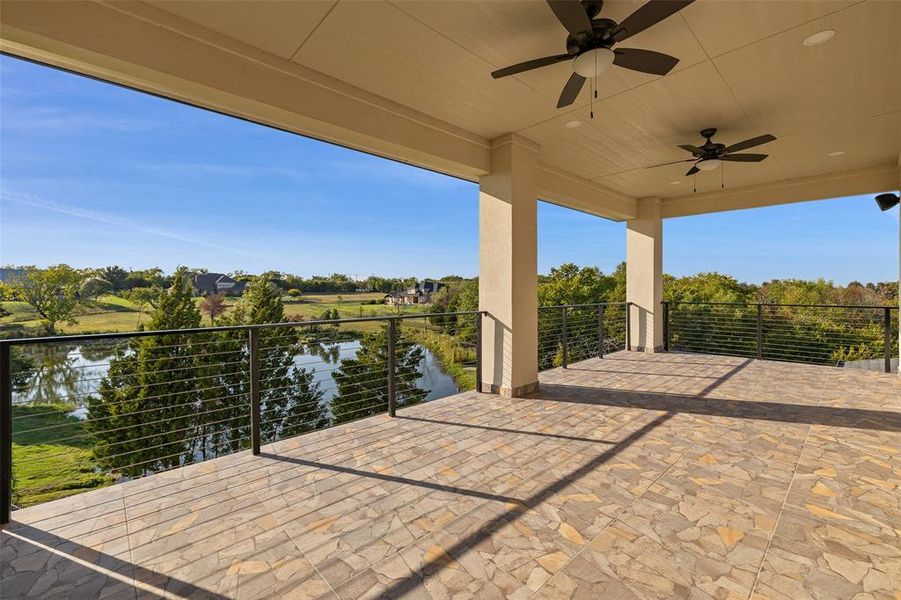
<box><xmin>1</xmin><ymin>342</ymin><xmax>12</xmax><ymax>525</ymax></box>
<box><xmin>475</xmin><ymin>312</ymin><xmax>483</xmax><ymax>392</ymax></box>
<box><xmin>248</xmin><ymin>328</ymin><xmax>261</xmax><ymax>455</ymax></box>
<box><xmin>598</xmin><ymin>304</ymin><xmax>605</xmax><ymax>359</ymax></box>
<box><xmin>561</xmin><ymin>306</ymin><xmax>568</xmax><ymax>368</ymax></box>
<box><xmin>756</xmin><ymin>304</ymin><xmax>763</xmax><ymax>360</ymax></box>
<box><xmin>625</xmin><ymin>302</ymin><xmax>632</xmax><ymax>351</ymax></box>
<box><xmin>884</xmin><ymin>307</ymin><xmax>892</xmax><ymax>374</ymax></box>
<box><xmin>387</xmin><ymin>318</ymin><xmax>397</xmax><ymax>416</ymax></box>
<box><xmin>662</xmin><ymin>302</ymin><xmax>670</xmax><ymax>352</ymax></box>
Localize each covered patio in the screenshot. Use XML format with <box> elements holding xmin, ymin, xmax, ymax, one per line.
<box><xmin>3</xmin><ymin>352</ymin><xmax>899</xmax><ymax>599</ymax></box>
<box><xmin>1</xmin><ymin>2</ymin><xmax>900</xmax><ymax>599</ymax></box>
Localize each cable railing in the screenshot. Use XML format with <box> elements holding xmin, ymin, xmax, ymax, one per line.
<box><xmin>663</xmin><ymin>301</ymin><xmax>899</xmax><ymax>372</ymax></box>
<box><xmin>538</xmin><ymin>302</ymin><xmax>631</xmax><ymax>371</ymax></box>
<box><xmin>0</xmin><ymin>310</ymin><xmax>484</xmax><ymax>523</ymax></box>
<box><xmin>5</xmin><ymin>298</ymin><xmax>891</xmax><ymax>523</ymax></box>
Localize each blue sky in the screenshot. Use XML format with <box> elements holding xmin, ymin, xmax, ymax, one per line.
<box><xmin>1</xmin><ymin>54</ymin><xmax>897</xmax><ymax>284</ymax></box>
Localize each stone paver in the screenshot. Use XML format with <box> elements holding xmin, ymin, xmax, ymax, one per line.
<box><xmin>1</xmin><ymin>352</ymin><xmax>898</xmax><ymax>599</ymax></box>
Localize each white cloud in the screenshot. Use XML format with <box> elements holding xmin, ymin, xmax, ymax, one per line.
<box><xmin>1</xmin><ymin>190</ymin><xmax>263</xmax><ymax>258</ymax></box>
<box><xmin>1</xmin><ymin>106</ymin><xmax>159</xmax><ymax>134</ymax></box>
<box><xmin>135</xmin><ymin>155</ymin><xmax>466</xmax><ymax>189</ymax></box>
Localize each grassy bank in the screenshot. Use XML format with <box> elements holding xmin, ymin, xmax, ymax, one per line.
<box><xmin>11</xmin><ymin>404</ymin><xmax>114</xmax><ymax>507</ymax></box>
<box><xmin>404</xmin><ymin>327</ymin><xmax>477</xmax><ymax>391</ymax></box>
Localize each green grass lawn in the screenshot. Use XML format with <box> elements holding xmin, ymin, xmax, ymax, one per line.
<box><xmin>1</xmin><ymin>292</ymin><xmax>427</xmax><ymax>336</ymax></box>
<box><xmin>11</xmin><ymin>404</ymin><xmax>115</xmax><ymax>507</ymax></box>
<box><xmin>1</xmin><ymin>294</ymin><xmax>152</xmax><ymax>334</ymax></box>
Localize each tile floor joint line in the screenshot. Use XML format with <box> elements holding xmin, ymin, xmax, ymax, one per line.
<box><xmin>527</xmin><ymin>359</ymin><xmax>769</xmax><ymax>600</ymax></box>
<box><xmin>527</xmin><ymin>418</ymin><xmax>713</xmax><ymax>599</ymax></box>
<box><xmin>119</xmin><ymin>479</ymin><xmax>140</xmax><ymax>599</ymax></box>
<box><xmin>320</xmin><ymin>389</ymin><xmax>668</xmax><ymax>595</ymax></box>
<box><xmin>251</xmin><ymin>475</ymin><xmax>338</xmax><ymax>600</ymax></box>
<box><xmin>747</xmin><ymin>372</ymin><xmax>830</xmax><ymax>599</ymax></box>
<box><xmin>263</xmin><ymin>389</ymin><xmax>601</xmax><ymax>592</ymax></box>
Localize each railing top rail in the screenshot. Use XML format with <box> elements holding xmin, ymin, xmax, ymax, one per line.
<box><xmin>663</xmin><ymin>301</ymin><xmax>898</xmax><ymax>310</ymax></box>
<box><xmin>539</xmin><ymin>301</ymin><xmax>630</xmax><ymax>310</ymax></box>
<box><xmin>0</xmin><ymin>310</ymin><xmax>487</xmax><ymax>347</ymax></box>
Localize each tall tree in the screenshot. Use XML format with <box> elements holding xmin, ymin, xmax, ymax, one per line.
<box><xmin>87</xmin><ymin>272</ymin><xmax>203</xmax><ymax>476</ymax></box>
<box><xmin>212</xmin><ymin>278</ymin><xmax>328</xmax><ymax>448</ymax></box>
<box><xmin>331</xmin><ymin>323</ymin><xmax>427</xmax><ymax>424</ymax></box>
<box><xmin>9</xmin><ymin>265</ymin><xmax>83</xmax><ymax>333</ymax></box>
<box><xmin>100</xmin><ymin>266</ymin><xmax>130</xmax><ymax>292</ymax></box>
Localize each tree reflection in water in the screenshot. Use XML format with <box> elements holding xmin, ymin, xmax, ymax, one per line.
<box><xmin>15</xmin><ymin>339</ymin><xmax>127</xmax><ymax>406</ymax></box>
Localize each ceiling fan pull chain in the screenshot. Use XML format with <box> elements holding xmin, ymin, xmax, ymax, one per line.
<box><xmin>590</xmin><ymin>77</ymin><xmax>594</xmax><ymax>119</ymax></box>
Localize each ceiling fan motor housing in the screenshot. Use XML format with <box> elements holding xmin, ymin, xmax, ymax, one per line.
<box><xmin>696</xmin><ymin>129</ymin><xmax>726</xmax><ymax>159</ymax></box>
<box><xmin>565</xmin><ymin>18</ymin><xmax>618</xmax><ymax>55</ymax></box>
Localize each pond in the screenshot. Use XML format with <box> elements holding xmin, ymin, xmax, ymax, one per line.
<box><xmin>13</xmin><ymin>339</ymin><xmax>460</xmax><ymax>416</ymax></box>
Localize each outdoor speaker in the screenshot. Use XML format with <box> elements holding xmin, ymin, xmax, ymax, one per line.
<box><xmin>875</xmin><ymin>193</ymin><xmax>900</xmax><ymax>211</ymax></box>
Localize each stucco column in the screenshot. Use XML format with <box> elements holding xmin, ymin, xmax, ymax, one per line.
<box><xmin>479</xmin><ymin>134</ymin><xmax>539</xmax><ymax>397</ymax></box>
<box><xmin>626</xmin><ymin>197</ymin><xmax>664</xmax><ymax>352</ymax></box>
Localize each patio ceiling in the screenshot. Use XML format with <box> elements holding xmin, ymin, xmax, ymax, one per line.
<box><xmin>1</xmin><ymin>1</ymin><xmax>899</xmax><ymax>217</ymax></box>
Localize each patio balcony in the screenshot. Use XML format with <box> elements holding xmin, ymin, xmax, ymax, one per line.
<box><xmin>1</xmin><ymin>1</ymin><xmax>899</xmax><ymax>598</ymax></box>
<box><xmin>2</xmin><ymin>349</ymin><xmax>899</xmax><ymax>600</ymax></box>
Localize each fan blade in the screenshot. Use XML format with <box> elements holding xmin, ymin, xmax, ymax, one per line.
<box><xmin>721</xmin><ymin>153</ymin><xmax>768</xmax><ymax>162</ymax></box>
<box><xmin>492</xmin><ymin>54</ymin><xmax>571</xmax><ymax>79</ymax></box>
<box><xmin>611</xmin><ymin>0</ymin><xmax>695</xmax><ymax>43</ymax></box>
<box><xmin>677</xmin><ymin>144</ymin><xmax>702</xmax><ymax>155</ymax></box>
<box><xmin>547</xmin><ymin>0</ymin><xmax>593</xmax><ymax>36</ymax></box>
<box><xmin>557</xmin><ymin>72</ymin><xmax>586</xmax><ymax>108</ymax></box>
<box><xmin>613</xmin><ymin>48</ymin><xmax>678</xmax><ymax>76</ymax></box>
<box><xmin>724</xmin><ymin>134</ymin><xmax>776</xmax><ymax>154</ymax></box>
<box><xmin>647</xmin><ymin>158</ymin><xmax>696</xmax><ymax>168</ymax></box>
<box><xmin>685</xmin><ymin>165</ymin><xmax>700</xmax><ymax>176</ymax></box>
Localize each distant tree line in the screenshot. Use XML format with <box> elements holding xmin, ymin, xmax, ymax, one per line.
<box><xmin>0</xmin><ymin>264</ymin><xmax>474</xmax><ymax>334</ymax></box>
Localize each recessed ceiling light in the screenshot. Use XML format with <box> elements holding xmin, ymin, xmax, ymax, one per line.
<box><xmin>827</xmin><ymin>150</ymin><xmax>845</xmax><ymax>157</ymax></box>
<box><xmin>803</xmin><ymin>30</ymin><xmax>835</xmax><ymax>47</ymax></box>
<box><xmin>669</xmin><ymin>180</ymin><xmax>682</xmax><ymax>185</ymax></box>
<box><xmin>564</xmin><ymin>120</ymin><xmax>582</xmax><ymax>129</ymax></box>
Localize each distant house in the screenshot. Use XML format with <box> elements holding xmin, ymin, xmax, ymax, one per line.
<box><xmin>384</xmin><ymin>279</ymin><xmax>445</xmax><ymax>306</ymax></box>
<box><xmin>191</xmin><ymin>273</ymin><xmax>246</xmax><ymax>297</ymax></box>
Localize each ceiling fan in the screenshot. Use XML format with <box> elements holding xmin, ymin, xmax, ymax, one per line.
<box><xmin>491</xmin><ymin>0</ymin><xmax>694</xmax><ymax>108</ymax></box>
<box><xmin>650</xmin><ymin>128</ymin><xmax>777</xmax><ymax>176</ymax></box>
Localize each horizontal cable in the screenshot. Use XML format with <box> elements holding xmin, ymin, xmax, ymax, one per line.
<box><xmin>13</xmin><ymin>393</ymin><xmax>249</xmax><ymax>443</ymax></box>
<box><xmin>13</xmin><ymin>411</ymin><xmax>253</xmax><ymax>467</ymax></box>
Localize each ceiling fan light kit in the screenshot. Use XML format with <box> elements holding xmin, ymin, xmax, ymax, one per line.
<box><xmin>697</xmin><ymin>159</ymin><xmax>721</xmax><ymax>172</ymax></box>
<box><xmin>572</xmin><ymin>47</ymin><xmax>614</xmax><ymax>77</ymax></box>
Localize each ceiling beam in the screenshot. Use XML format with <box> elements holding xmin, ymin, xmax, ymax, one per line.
<box><xmin>0</xmin><ymin>0</ymin><xmax>491</xmax><ymax>180</ymax></box>
<box><xmin>537</xmin><ymin>163</ymin><xmax>637</xmax><ymax>221</ymax></box>
<box><xmin>661</xmin><ymin>164</ymin><xmax>900</xmax><ymax>218</ymax></box>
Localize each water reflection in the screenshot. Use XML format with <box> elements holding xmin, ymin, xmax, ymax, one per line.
<box><xmin>14</xmin><ymin>339</ymin><xmax>459</xmax><ymax>413</ymax></box>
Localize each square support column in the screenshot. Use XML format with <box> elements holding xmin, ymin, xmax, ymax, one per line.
<box><xmin>626</xmin><ymin>197</ymin><xmax>663</xmax><ymax>352</ymax></box>
<box><xmin>479</xmin><ymin>134</ymin><xmax>539</xmax><ymax>397</ymax></box>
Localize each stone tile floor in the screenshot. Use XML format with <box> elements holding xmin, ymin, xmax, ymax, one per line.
<box><xmin>2</xmin><ymin>352</ymin><xmax>899</xmax><ymax>599</ymax></box>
